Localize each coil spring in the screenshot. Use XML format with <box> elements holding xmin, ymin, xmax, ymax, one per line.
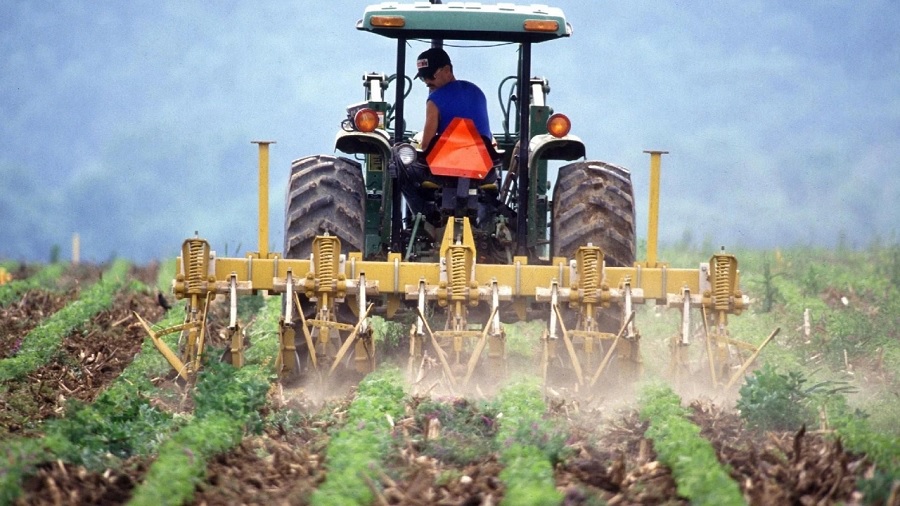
<box><xmin>185</xmin><ymin>239</ymin><xmax>207</xmax><ymax>295</ymax></box>
<box><xmin>317</xmin><ymin>239</ymin><xmax>336</xmax><ymax>286</ymax></box>
<box><xmin>713</xmin><ymin>256</ymin><xmax>733</xmax><ymax>311</ymax></box>
<box><xmin>448</xmin><ymin>246</ymin><xmax>467</xmax><ymax>301</ymax></box>
<box><xmin>581</xmin><ymin>248</ymin><xmax>601</xmax><ymax>303</ymax></box>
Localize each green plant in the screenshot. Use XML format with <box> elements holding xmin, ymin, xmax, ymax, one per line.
<box><xmin>129</xmin><ymin>361</ymin><xmax>271</xmax><ymax>506</ymax></box>
<box><xmin>737</xmin><ymin>364</ymin><xmax>854</xmax><ymax>432</ymax></box>
<box><xmin>0</xmin><ymin>259</ymin><xmax>130</xmax><ymax>381</ymax></box>
<box><xmin>312</xmin><ymin>367</ymin><xmax>406</xmax><ymax>506</ymax></box>
<box><xmin>753</xmin><ymin>254</ymin><xmax>782</xmax><ymax>313</ymax></box>
<box><xmin>370</xmin><ymin>315</ymin><xmax>406</xmax><ymax>351</ymax></box>
<box><xmin>823</xmin><ymin>396</ymin><xmax>900</xmax><ymax>503</ymax></box>
<box><xmin>639</xmin><ymin>384</ymin><xmax>744</xmax><ymax>506</ymax></box>
<box><xmin>414</xmin><ymin>397</ymin><xmax>499</xmax><ymax>465</ymax></box>
<box><xmin>492</xmin><ymin>380</ymin><xmax>565</xmax><ymax>506</ymax></box>
<box><xmin>0</xmin><ymin>263</ymin><xmax>65</xmax><ymax>307</ymax></box>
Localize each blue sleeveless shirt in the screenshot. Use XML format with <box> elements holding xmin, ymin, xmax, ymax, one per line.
<box><xmin>427</xmin><ymin>80</ymin><xmax>492</xmax><ymax>139</ymax></box>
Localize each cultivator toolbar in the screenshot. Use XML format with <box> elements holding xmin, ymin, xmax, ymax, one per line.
<box><xmin>137</xmin><ymin>146</ymin><xmax>773</xmax><ymax>393</ymax></box>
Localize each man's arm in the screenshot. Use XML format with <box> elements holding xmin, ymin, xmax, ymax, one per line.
<box><xmin>421</xmin><ymin>100</ymin><xmax>440</xmax><ymax>152</ymax></box>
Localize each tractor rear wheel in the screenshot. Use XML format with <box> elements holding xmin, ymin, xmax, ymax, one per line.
<box><xmin>282</xmin><ymin>155</ymin><xmax>368</xmax><ymax>380</ymax></box>
<box><xmin>552</xmin><ymin>160</ymin><xmax>636</xmax><ymax>266</ymax></box>
<box><xmin>283</xmin><ymin>155</ymin><xmax>366</xmax><ymax>258</ymax></box>
<box><xmin>551</xmin><ymin>161</ymin><xmax>637</xmax><ymax>388</ymax></box>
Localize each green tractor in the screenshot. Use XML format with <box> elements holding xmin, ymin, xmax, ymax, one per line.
<box><xmin>285</xmin><ymin>2</ymin><xmax>635</xmax><ymax>269</ymax></box>
<box><xmin>281</xmin><ymin>2</ymin><xmax>638</xmax><ymax>386</ymax></box>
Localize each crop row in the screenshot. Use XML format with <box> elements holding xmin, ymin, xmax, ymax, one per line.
<box><xmin>0</xmin><ymin>259</ymin><xmax>129</xmax><ymax>382</ymax></box>
<box><xmin>493</xmin><ymin>381</ymin><xmax>565</xmax><ymax>505</ymax></box>
<box><xmin>0</xmin><ymin>280</ymin><xmax>279</xmax><ymax>505</ymax></box>
<box><xmin>639</xmin><ymin>383</ymin><xmax>744</xmax><ymax>505</ymax></box>
<box><xmin>0</xmin><ymin>263</ymin><xmax>65</xmax><ymax>307</ymax></box>
<box><xmin>130</xmin><ymin>295</ymin><xmax>283</xmax><ymax>505</ymax></box>
<box><xmin>0</xmin><ymin>304</ymin><xmax>185</xmax><ymax>504</ymax></box>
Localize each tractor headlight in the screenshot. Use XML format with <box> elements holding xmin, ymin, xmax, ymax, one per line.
<box><xmin>396</xmin><ymin>143</ymin><xmax>417</xmax><ymax>165</ymax></box>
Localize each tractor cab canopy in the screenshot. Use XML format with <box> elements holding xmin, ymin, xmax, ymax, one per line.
<box><xmin>358</xmin><ymin>2</ymin><xmax>571</xmax><ymax>43</ymax></box>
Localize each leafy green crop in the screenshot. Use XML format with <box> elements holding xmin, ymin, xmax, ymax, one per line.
<box><xmin>0</xmin><ymin>302</ymin><xmax>187</xmax><ymax>503</ymax></box>
<box><xmin>0</xmin><ymin>263</ymin><xmax>65</xmax><ymax>307</ymax></box>
<box><xmin>737</xmin><ymin>363</ymin><xmax>857</xmax><ymax>432</ymax></box>
<box><xmin>0</xmin><ymin>259</ymin><xmax>129</xmax><ymax>381</ymax></box>
<box><xmin>128</xmin><ymin>360</ymin><xmax>271</xmax><ymax>506</ymax></box>
<box><xmin>492</xmin><ymin>380</ymin><xmax>565</xmax><ymax>506</ymax></box>
<box><xmin>639</xmin><ymin>384</ymin><xmax>744</xmax><ymax>506</ymax></box>
<box><xmin>312</xmin><ymin>367</ymin><xmax>406</xmax><ymax>506</ymax></box>
<box><xmin>414</xmin><ymin>396</ymin><xmax>499</xmax><ymax>465</ymax></box>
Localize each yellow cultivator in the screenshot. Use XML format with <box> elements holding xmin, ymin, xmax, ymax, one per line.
<box><xmin>139</xmin><ymin>145</ymin><xmax>773</xmax><ymax>393</ymax></box>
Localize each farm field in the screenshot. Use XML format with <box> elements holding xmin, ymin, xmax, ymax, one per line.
<box><xmin>1</xmin><ymin>245</ymin><xmax>898</xmax><ymax>505</ymax></box>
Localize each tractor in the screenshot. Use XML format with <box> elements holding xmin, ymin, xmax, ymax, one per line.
<box><xmin>138</xmin><ymin>2</ymin><xmax>774</xmax><ymax>395</ymax></box>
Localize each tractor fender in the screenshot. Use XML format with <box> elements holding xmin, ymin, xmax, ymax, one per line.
<box><xmin>528</xmin><ymin>133</ymin><xmax>586</xmax><ymax>165</ymax></box>
<box><xmin>334</xmin><ymin>129</ymin><xmax>392</xmax><ymax>157</ymax></box>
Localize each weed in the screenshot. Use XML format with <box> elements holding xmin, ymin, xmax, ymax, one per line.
<box><xmin>737</xmin><ymin>364</ymin><xmax>856</xmax><ymax>432</ymax></box>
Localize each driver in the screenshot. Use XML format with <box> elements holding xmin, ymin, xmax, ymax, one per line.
<box><xmin>414</xmin><ymin>47</ymin><xmax>491</xmax><ymax>152</ymax></box>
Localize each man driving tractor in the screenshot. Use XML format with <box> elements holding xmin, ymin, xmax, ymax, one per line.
<box><xmin>414</xmin><ymin>47</ymin><xmax>491</xmax><ymax>152</ymax></box>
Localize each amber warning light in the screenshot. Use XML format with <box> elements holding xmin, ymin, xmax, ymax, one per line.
<box><xmin>547</xmin><ymin>113</ymin><xmax>571</xmax><ymax>138</ymax></box>
<box><xmin>370</xmin><ymin>15</ymin><xmax>405</xmax><ymax>28</ymax></box>
<box><xmin>354</xmin><ymin>108</ymin><xmax>380</xmax><ymax>132</ymax></box>
<box><xmin>524</xmin><ymin>19</ymin><xmax>559</xmax><ymax>32</ymax></box>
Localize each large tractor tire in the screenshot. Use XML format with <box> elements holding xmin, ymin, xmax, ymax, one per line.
<box><xmin>550</xmin><ymin>161</ymin><xmax>638</xmax><ymax>388</ymax></box>
<box><xmin>284</xmin><ymin>155</ymin><xmax>366</xmax><ymax>258</ymax></box>
<box><xmin>282</xmin><ymin>155</ymin><xmax>368</xmax><ymax>381</ymax></box>
<box><xmin>552</xmin><ymin>160</ymin><xmax>636</xmax><ymax>266</ymax></box>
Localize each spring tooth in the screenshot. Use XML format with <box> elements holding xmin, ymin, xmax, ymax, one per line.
<box><xmin>449</xmin><ymin>245</ymin><xmax>467</xmax><ymax>301</ymax></box>
<box><xmin>581</xmin><ymin>248</ymin><xmax>601</xmax><ymax>303</ymax></box>
<box><xmin>185</xmin><ymin>239</ymin><xmax>206</xmax><ymax>295</ymax></box>
<box><xmin>713</xmin><ymin>256</ymin><xmax>733</xmax><ymax>311</ymax></box>
<box><xmin>317</xmin><ymin>239</ymin><xmax>335</xmax><ymax>287</ymax></box>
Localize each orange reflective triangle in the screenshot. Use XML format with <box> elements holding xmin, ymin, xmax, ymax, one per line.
<box><xmin>426</xmin><ymin>117</ymin><xmax>493</xmax><ymax>179</ymax></box>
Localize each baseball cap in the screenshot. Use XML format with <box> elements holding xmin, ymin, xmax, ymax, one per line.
<box><xmin>415</xmin><ymin>47</ymin><xmax>452</xmax><ymax>79</ymax></box>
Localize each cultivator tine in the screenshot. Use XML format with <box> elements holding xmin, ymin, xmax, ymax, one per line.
<box><xmin>463</xmin><ymin>305</ymin><xmax>500</xmax><ymax>386</ymax></box>
<box><xmin>134</xmin><ymin>312</ymin><xmax>191</xmax><ymax>381</ymax></box>
<box><xmin>407</xmin><ymin>280</ymin><xmax>427</xmax><ymax>382</ymax></box>
<box><xmin>724</xmin><ymin>327</ymin><xmax>780</xmax><ymax>390</ymax></box>
<box><xmin>541</xmin><ymin>328</ymin><xmax>550</xmax><ymax>391</ymax></box>
<box><xmin>553</xmin><ymin>301</ymin><xmax>585</xmax><ymax>386</ymax></box>
<box><xmin>668</xmin><ymin>287</ymin><xmax>692</xmax><ymax>380</ymax></box>
<box><xmin>701</xmin><ymin>306</ymin><xmax>719</xmax><ymax>387</ymax></box>
<box><xmin>590</xmin><ymin>311</ymin><xmax>635</xmax><ymax>387</ymax></box>
<box><xmin>224</xmin><ymin>275</ymin><xmax>244</xmax><ymax>368</ymax></box>
<box><xmin>294</xmin><ymin>292</ymin><xmax>318</xmax><ymax>372</ymax></box>
<box><xmin>195</xmin><ymin>294</ymin><xmax>211</xmax><ymax>371</ymax></box>
<box><xmin>415</xmin><ymin>306</ymin><xmax>457</xmax><ymax>391</ymax></box>
<box><xmin>328</xmin><ymin>302</ymin><xmax>375</xmax><ymax>376</ymax></box>
<box><xmin>274</xmin><ymin>325</ymin><xmax>295</xmax><ymax>375</ymax></box>
<box><xmin>277</xmin><ymin>272</ymin><xmax>304</xmax><ymax>378</ymax></box>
